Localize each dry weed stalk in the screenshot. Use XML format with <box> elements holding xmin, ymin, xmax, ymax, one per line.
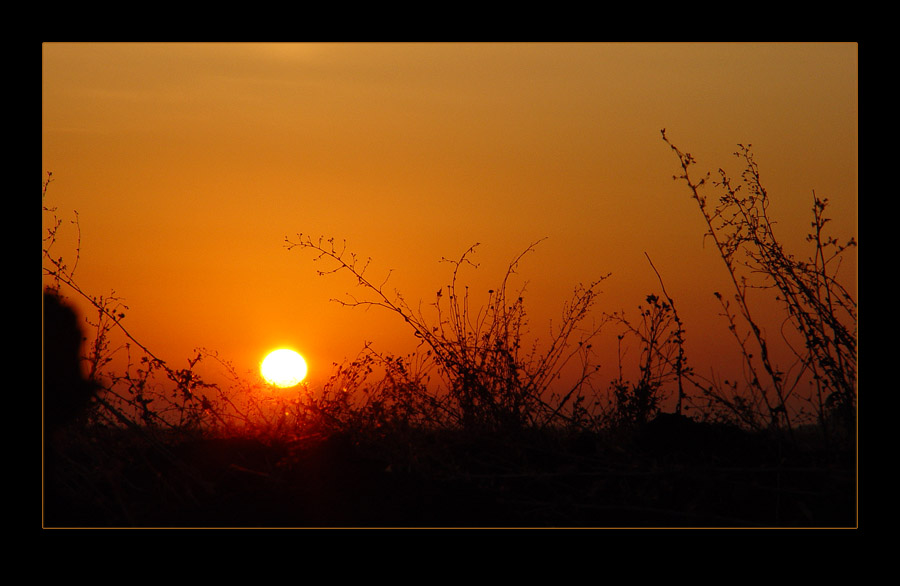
<box><xmin>660</xmin><ymin>130</ymin><xmax>857</xmax><ymax>438</ymax></box>
<box><xmin>608</xmin><ymin>285</ymin><xmax>690</xmax><ymax>426</ymax></box>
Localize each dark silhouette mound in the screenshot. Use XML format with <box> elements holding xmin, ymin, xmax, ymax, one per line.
<box><xmin>43</xmin><ymin>290</ymin><xmax>98</xmax><ymax>436</ymax></box>
<box><xmin>43</xmin><ymin>290</ymin><xmax>103</xmax><ymax>527</ymax></box>
<box><xmin>638</xmin><ymin>412</ymin><xmax>759</xmax><ymax>462</ymax></box>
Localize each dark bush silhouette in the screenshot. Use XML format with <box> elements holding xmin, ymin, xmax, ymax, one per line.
<box><xmin>43</xmin><ymin>290</ymin><xmax>98</xmax><ymax>436</ymax></box>
<box><xmin>638</xmin><ymin>412</ymin><xmax>762</xmax><ymax>464</ymax></box>
<box><xmin>43</xmin><ymin>289</ymin><xmax>105</xmax><ymax>527</ymax></box>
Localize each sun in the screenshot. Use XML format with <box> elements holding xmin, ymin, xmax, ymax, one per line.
<box><xmin>261</xmin><ymin>348</ymin><xmax>308</xmax><ymax>388</ymax></box>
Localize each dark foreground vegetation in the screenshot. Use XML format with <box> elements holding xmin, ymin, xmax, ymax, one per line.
<box><xmin>45</xmin><ymin>412</ymin><xmax>854</xmax><ymax>528</ymax></box>
<box><xmin>43</xmin><ymin>133</ymin><xmax>857</xmax><ymax>528</ymax></box>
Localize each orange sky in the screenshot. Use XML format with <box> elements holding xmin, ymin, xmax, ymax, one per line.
<box><xmin>42</xmin><ymin>42</ymin><xmax>858</xmax><ymax>403</ymax></box>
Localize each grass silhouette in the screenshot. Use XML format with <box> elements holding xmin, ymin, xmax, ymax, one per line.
<box><xmin>41</xmin><ymin>133</ymin><xmax>857</xmax><ymax>528</ymax></box>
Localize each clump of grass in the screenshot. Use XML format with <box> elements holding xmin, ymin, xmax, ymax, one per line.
<box><xmin>285</xmin><ymin>235</ymin><xmax>611</xmax><ymax>435</ymax></box>
<box><xmin>608</xmin><ymin>287</ymin><xmax>690</xmax><ymax>426</ymax></box>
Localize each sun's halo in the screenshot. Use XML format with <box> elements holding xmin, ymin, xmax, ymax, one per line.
<box><xmin>261</xmin><ymin>349</ymin><xmax>308</xmax><ymax>388</ymax></box>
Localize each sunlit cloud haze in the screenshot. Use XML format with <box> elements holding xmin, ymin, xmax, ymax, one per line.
<box><xmin>42</xmin><ymin>42</ymin><xmax>858</xmax><ymax>401</ymax></box>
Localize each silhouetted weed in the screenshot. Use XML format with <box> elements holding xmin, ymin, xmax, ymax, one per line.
<box><xmin>661</xmin><ymin>130</ymin><xmax>856</xmax><ymax>448</ymax></box>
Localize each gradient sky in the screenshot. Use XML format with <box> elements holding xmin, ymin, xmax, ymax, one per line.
<box><xmin>42</xmin><ymin>42</ymin><xmax>858</xmax><ymax>401</ymax></box>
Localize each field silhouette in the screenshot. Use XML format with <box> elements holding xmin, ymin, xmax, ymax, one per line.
<box><xmin>42</xmin><ymin>135</ymin><xmax>857</xmax><ymax>528</ymax></box>
<box><xmin>41</xmin><ymin>395</ymin><xmax>854</xmax><ymax>527</ymax></box>
<box><xmin>40</xmin><ymin>284</ymin><xmax>855</xmax><ymax>527</ymax></box>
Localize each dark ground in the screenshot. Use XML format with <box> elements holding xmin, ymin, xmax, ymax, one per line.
<box><xmin>43</xmin><ymin>417</ymin><xmax>856</xmax><ymax>529</ymax></box>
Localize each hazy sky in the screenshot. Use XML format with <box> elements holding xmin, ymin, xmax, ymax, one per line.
<box><xmin>42</xmin><ymin>42</ymin><xmax>858</xmax><ymax>397</ymax></box>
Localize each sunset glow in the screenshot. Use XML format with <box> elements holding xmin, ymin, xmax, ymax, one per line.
<box><xmin>42</xmin><ymin>42</ymin><xmax>857</xmax><ymax>405</ymax></box>
<box><xmin>261</xmin><ymin>349</ymin><xmax>308</xmax><ymax>388</ymax></box>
